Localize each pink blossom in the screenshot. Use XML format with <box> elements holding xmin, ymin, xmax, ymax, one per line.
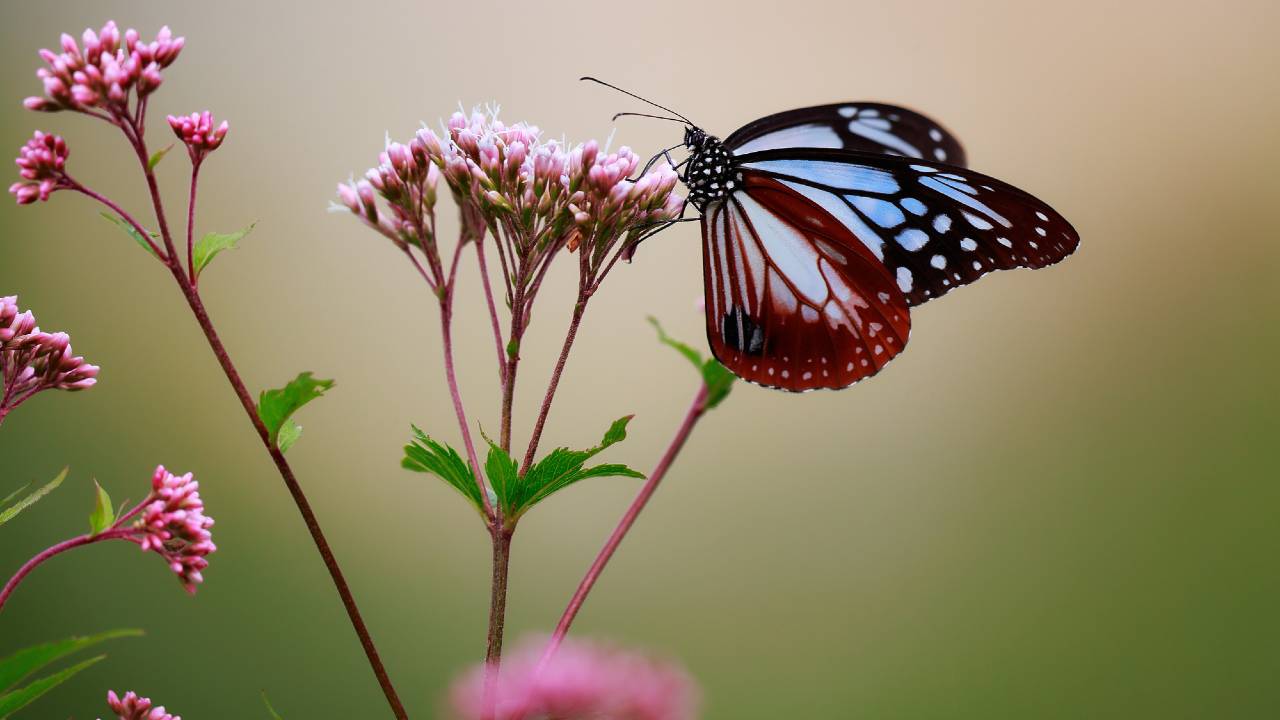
<box><xmin>336</xmin><ymin>129</ymin><xmax>444</xmax><ymax>249</ymax></box>
<box><xmin>167</xmin><ymin>111</ymin><xmax>228</xmax><ymax>159</ymax></box>
<box><xmin>135</xmin><ymin>465</ymin><xmax>216</xmax><ymax>593</ymax></box>
<box><xmin>104</xmin><ymin>690</ymin><xmax>180</xmax><ymax>720</ymax></box>
<box><xmin>9</xmin><ymin>131</ymin><xmax>70</xmax><ymax>204</ymax></box>
<box><xmin>25</xmin><ymin>21</ymin><xmax>183</xmax><ymax>115</ymax></box>
<box><xmin>448</xmin><ymin>636</ymin><xmax>700</xmax><ymax>720</ymax></box>
<box><xmin>0</xmin><ymin>296</ymin><xmax>98</xmax><ymax>421</ymax></box>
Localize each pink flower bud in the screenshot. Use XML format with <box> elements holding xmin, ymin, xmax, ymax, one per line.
<box><xmin>105</xmin><ymin>689</ymin><xmax>180</xmax><ymax>720</ymax></box>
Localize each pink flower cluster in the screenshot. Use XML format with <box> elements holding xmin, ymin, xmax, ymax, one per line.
<box><xmin>134</xmin><ymin>466</ymin><xmax>216</xmax><ymax>593</ymax></box>
<box><xmin>337</xmin><ymin>108</ymin><xmax>684</xmax><ymax>261</ymax></box>
<box><xmin>449</xmin><ymin>636</ymin><xmax>700</xmax><ymax>720</ymax></box>
<box><xmin>0</xmin><ymin>296</ymin><xmax>98</xmax><ymax>420</ymax></box>
<box><xmin>336</xmin><ymin>130</ymin><xmax>442</xmax><ymax>249</ymax></box>
<box><xmin>104</xmin><ymin>690</ymin><xmax>180</xmax><ymax>720</ymax></box>
<box><xmin>25</xmin><ymin>21</ymin><xmax>184</xmax><ymax>114</ymax></box>
<box><xmin>167</xmin><ymin>111</ymin><xmax>228</xmax><ymax>160</ymax></box>
<box><xmin>10</xmin><ymin>131</ymin><xmax>70</xmax><ymax>204</ymax></box>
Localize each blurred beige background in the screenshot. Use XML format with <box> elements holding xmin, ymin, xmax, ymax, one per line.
<box><xmin>2</xmin><ymin>0</ymin><xmax>1278</xmax><ymax>717</ymax></box>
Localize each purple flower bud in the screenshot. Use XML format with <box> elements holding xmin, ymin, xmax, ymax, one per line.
<box><xmin>167</xmin><ymin>111</ymin><xmax>228</xmax><ymax>160</ymax></box>
<box><xmin>0</xmin><ymin>297</ymin><xmax>99</xmax><ymax>420</ymax></box>
<box><xmin>106</xmin><ymin>689</ymin><xmax>180</xmax><ymax>720</ymax></box>
<box><xmin>11</xmin><ymin>131</ymin><xmax>70</xmax><ymax>204</ymax></box>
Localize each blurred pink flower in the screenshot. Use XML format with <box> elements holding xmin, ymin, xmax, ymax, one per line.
<box><xmin>25</xmin><ymin>21</ymin><xmax>183</xmax><ymax>115</ymax></box>
<box><xmin>448</xmin><ymin>636</ymin><xmax>700</xmax><ymax>720</ymax></box>
<box><xmin>135</xmin><ymin>465</ymin><xmax>216</xmax><ymax>593</ymax></box>
<box><xmin>167</xmin><ymin>111</ymin><xmax>228</xmax><ymax>160</ymax></box>
<box><xmin>104</xmin><ymin>690</ymin><xmax>180</xmax><ymax>720</ymax></box>
<box><xmin>9</xmin><ymin>131</ymin><xmax>71</xmax><ymax>204</ymax></box>
<box><xmin>0</xmin><ymin>295</ymin><xmax>98</xmax><ymax>422</ymax></box>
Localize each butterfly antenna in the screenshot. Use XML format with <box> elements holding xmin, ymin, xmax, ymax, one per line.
<box><xmin>612</xmin><ymin>111</ymin><xmax>688</xmax><ymax>124</ymax></box>
<box><xmin>580</xmin><ymin>76</ymin><xmax>694</xmax><ymax>126</ymax></box>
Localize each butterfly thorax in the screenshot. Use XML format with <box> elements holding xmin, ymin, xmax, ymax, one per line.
<box><xmin>683</xmin><ymin>127</ymin><xmax>742</xmax><ymax>211</ymax></box>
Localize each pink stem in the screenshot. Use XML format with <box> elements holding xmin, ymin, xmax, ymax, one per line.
<box><xmin>186</xmin><ymin>157</ymin><xmax>202</xmax><ymax>286</ymax></box>
<box><xmin>0</xmin><ymin>529</ymin><xmax>129</xmax><ymax>612</ymax></box>
<box><xmin>440</xmin><ymin>275</ymin><xmax>496</xmax><ymax>522</ymax></box>
<box><xmin>520</xmin><ymin>291</ymin><xmax>588</xmax><ymax>474</ymax></box>
<box><xmin>474</xmin><ymin>238</ymin><xmax>507</xmax><ymax>383</ymax></box>
<box><xmin>539</xmin><ymin>383</ymin><xmax>710</xmax><ymax>665</ymax></box>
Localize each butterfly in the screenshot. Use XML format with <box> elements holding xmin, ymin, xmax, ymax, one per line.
<box><xmin>588</xmin><ymin>79</ymin><xmax>1080</xmax><ymax>392</ymax></box>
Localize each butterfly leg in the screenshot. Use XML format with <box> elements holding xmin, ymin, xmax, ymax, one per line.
<box><xmin>633</xmin><ymin>143</ymin><xmax>686</xmax><ymax>180</ymax></box>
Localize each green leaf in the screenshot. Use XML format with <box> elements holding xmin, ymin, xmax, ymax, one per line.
<box><xmin>0</xmin><ymin>484</ymin><xmax>31</xmax><ymax>511</ymax></box>
<box><xmin>193</xmin><ymin>222</ymin><xmax>255</xmax><ymax>277</ymax></box>
<box><xmin>0</xmin><ymin>629</ymin><xmax>141</xmax><ymax>692</ymax></box>
<box><xmin>483</xmin><ymin>440</ymin><xmax>519</xmax><ymax>517</ymax></box>
<box><xmin>0</xmin><ymin>654</ymin><xmax>105</xmax><ymax>718</ymax></box>
<box><xmin>88</xmin><ymin>480</ymin><xmax>114</xmax><ymax>536</ymax></box>
<box><xmin>257</xmin><ymin>372</ymin><xmax>334</xmax><ymax>451</ymax></box>
<box><xmin>276</xmin><ymin>420</ymin><xmax>303</xmax><ymax>454</ymax></box>
<box><xmin>648</xmin><ymin>316</ymin><xmax>736</xmax><ymax>410</ymax></box>
<box><xmin>516</xmin><ymin>416</ymin><xmax>644</xmax><ymax>517</ymax></box>
<box><xmin>148</xmin><ymin>143</ymin><xmax>174</xmax><ymax>170</ymax></box>
<box><xmin>261</xmin><ymin>690</ymin><xmax>284</xmax><ymax>719</ymax></box>
<box><xmin>99</xmin><ymin>212</ymin><xmax>160</xmax><ymax>259</ymax></box>
<box><xmin>0</xmin><ymin>468</ymin><xmax>67</xmax><ymax>527</ymax></box>
<box><xmin>402</xmin><ymin>427</ymin><xmax>483</xmax><ymax>514</ymax></box>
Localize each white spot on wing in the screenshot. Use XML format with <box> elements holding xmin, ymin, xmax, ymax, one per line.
<box><xmin>896</xmin><ymin>267</ymin><xmax>913</xmax><ymax>292</ymax></box>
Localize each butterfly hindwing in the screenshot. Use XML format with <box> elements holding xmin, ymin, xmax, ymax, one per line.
<box><xmin>702</xmin><ymin>171</ymin><xmax>911</xmax><ymax>391</ymax></box>
<box><xmin>734</xmin><ymin>148</ymin><xmax>1079</xmax><ymax>306</ymax></box>
<box><xmin>724</xmin><ymin>102</ymin><xmax>967</xmax><ymax>167</ymax></box>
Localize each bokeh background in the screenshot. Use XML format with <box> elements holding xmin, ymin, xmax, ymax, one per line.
<box><xmin>2</xmin><ymin>1</ymin><xmax>1278</xmax><ymax>717</ymax></box>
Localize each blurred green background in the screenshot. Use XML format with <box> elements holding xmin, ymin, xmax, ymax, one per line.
<box><xmin>2</xmin><ymin>1</ymin><xmax>1278</xmax><ymax>717</ymax></box>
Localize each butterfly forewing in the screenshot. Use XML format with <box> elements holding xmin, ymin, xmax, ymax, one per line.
<box><xmin>702</xmin><ymin>172</ymin><xmax>911</xmax><ymax>391</ymax></box>
<box><xmin>734</xmin><ymin>148</ymin><xmax>1079</xmax><ymax>306</ymax></box>
<box><xmin>724</xmin><ymin>102</ymin><xmax>967</xmax><ymax>167</ymax></box>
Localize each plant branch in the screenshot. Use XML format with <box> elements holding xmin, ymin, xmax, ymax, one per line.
<box><xmin>520</xmin><ymin>291</ymin><xmax>589</xmax><ymax>474</ymax></box>
<box><xmin>539</xmin><ymin>383</ymin><xmax>710</xmax><ymax>664</ymax></box>
<box><xmin>474</xmin><ymin>238</ymin><xmax>506</xmax><ymax>383</ymax></box>
<box><xmin>0</xmin><ymin>529</ymin><xmax>129</xmax><ymax>613</ymax></box>
<box><xmin>185</xmin><ymin>157</ymin><xmax>203</xmax><ymax>285</ymax></box>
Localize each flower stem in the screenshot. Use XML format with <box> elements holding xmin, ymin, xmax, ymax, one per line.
<box><xmin>485</xmin><ymin>527</ymin><xmax>513</xmax><ymax>665</ymax></box>
<box><xmin>172</xmin><ymin>278</ymin><xmax>408</xmax><ymax>719</ymax></box>
<box><xmin>113</xmin><ymin>120</ymin><xmax>408</xmax><ymax>719</ymax></box>
<box><xmin>539</xmin><ymin>383</ymin><xmax>710</xmax><ymax>664</ymax></box>
<box><xmin>185</xmin><ymin>158</ymin><xmax>202</xmax><ymax>286</ymax></box>
<box><xmin>474</xmin><ymin>239</ymin><xmax>506</xmax><ymax>384</ymax></box>
<box><xmin>439</xmin><ymin>291</ymin><xmax>495</xmax><ymax>520</ymax></box>
<box><xmin>519</xmin><ymin>291</ymin><xmax>589</xmax><ymax>475</ymax></box>
<box><xmin>499</xmin><ymin>285</ymin><xmax>526</xmax><ymax>454</ymax></box>
<box><xmin>0</xmin><ymin>529</ymin><xmax>127</xmax><ymax>613</ymax></box>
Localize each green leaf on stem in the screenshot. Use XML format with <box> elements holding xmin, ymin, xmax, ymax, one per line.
<box><xmin>402</xmin><ymin>427</ymin><xmax>483</xmax><ymax>514</ymax></box>
<box><xmin>0</xmin><ymin>654</ymin><xmax>105</xmax><ymax>718</ymax></box>
<box><xmin>648</xmin><ymin>316</ymin><xmax>736</xmax><ymax>409</ymax></box>
<box><xmin>0</xmin><ymin>629</ymin><xmax>142</xmax><ymax>693</ymax></box>
<box><xmin>514</xmin><ymin>416</ymin><xmax>644</xmax><ymax>518</ymax></box>
<box><xmin>0</xmin><ymin>468</ymin><xmax>68</xmax><ymax>528</ymax></box>
<box><xmin>193</xmin><ymin>222</ymin><xmax>256</xmax><ymax>277</ymax></box>
<box><xmin>147</xmin><ymin>143</ymin><xmax>174</xmax><ymax>170</ymax></box>
<box><xmin>261</xmin><ymin>690</ymin><xmax>284</xmax><ymax>719</ymax></box>
<box><xmin>99</xmin><ymin>212</ymin><xmax>161</xmax><ymax>259</ymax></box>
<box><xmin>257</xmin><ymin>372</ymin><xmax>334</xmax><ymax>452</ymax></box>
<box><xmin>88</xmin><ymin>480</ymin><xmax>114</xmax><ymax>536</ymax></box>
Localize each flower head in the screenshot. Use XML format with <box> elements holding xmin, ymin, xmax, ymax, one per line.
<box><xmin>104</xmin><ymin>690</ymin><xmax>180</xmax><ymax>720</ymax></box>
<box><xmin>167</xmin><ymin>111</ymin><xmax>228</xmax><ymax>160</ymax></box>
<box><xmin>0</xmin><ymin>296</ymin><xmax>98</xmax><ymax>421</ymax></box>
<box><xmin>134</xmin><ymin>466</ymin><xmax>216</xmax><ymax>593</ymax></box>
<box><xmin>448</xmin><ymin>636</ymin><xmax>699</xmax><ymax>720</ymax></box>
<box><xmin>26</xmin><ymin>21</ymin><xmax>183</xmax><ymax>114</ymax></box>
<box><xmin>336</xmin><ymin>130</ymin><xmax>443</xmax><ymax>250</ymax></box>
<box><xmin>9</xmin><ymin>131</ymin><xmax>71</xmax><ymax>204</ymax></box>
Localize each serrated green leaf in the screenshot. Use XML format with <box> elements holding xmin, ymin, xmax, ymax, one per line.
<box><xmin>517</xmin><ymin>416</ymin><xmax>644</xmax><ymax>516</ymax></box>
<box><xmin>100</xmin><ymin>212</ymin><xmax>161</xmax><ymax>259</ymax></box>
<box><xmin>277</xmin><ymin>420</ymin><xmax>303</xmax><ymax>454</ymax></box>
<box><xmin>0</xmin><ymin>654</ymin><xmax>105</xmax><ymax>718</ymax></box>
<box><xmin>88</xmin><ymin>480</ymin><xmax>114</xmax><ymax>536</ymax></box>
<box><xmin>402</xmin><ymin>427</ymin><xmax>483</xmax><ymax>513</ymax></box>
<box><xmin>483</xmin><ymin>441</ymin><xmax>519</xmax><ymax>517</ymax></box>
<box><xmin>193</xmin><ymin>222</ymin><xmax>255</xmax><ymax>277</ymax></box>
<box><xmin>257</xmin><ymin>372</ymin><xmax>334</xmax><ymax>451</ymax></box>
<box><xmin>0</xmin><ymin>629</ymin><xmax>142</xmax><ymax>693</ymax></box>
<box><xmin>649</xmin><ymin>316</ymin><xmax>736</xmax><ymax>409</ymax></box>
<box><xmin>0</xmin><ymin>468</ymin><xmax>67</xmax><ymax>527</ymax></box>
<box><xmin>261</xmin><ymin>690</ymin><xmax>284</xmax><ymax>719</ymax></box>
<box><xmin>148</xmin><ymin>143</ymin><xmax>174</xmax><ymax>170</ymax></box>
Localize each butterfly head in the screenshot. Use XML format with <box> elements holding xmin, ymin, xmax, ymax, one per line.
<box><xmin>682</xmin><ymin>128</ymin><xmax>740</xmax><ymax>211</ymax></box>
